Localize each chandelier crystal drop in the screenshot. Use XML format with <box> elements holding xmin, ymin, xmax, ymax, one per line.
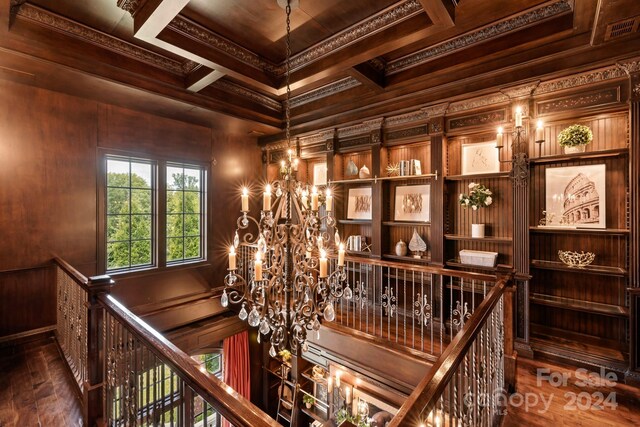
<box><xmin>222</xmin><ymin>0</ymin><xmax>349</xmax><ymax>355</ymax></box>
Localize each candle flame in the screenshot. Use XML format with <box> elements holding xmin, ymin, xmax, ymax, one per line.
<box><xmin>497</xmin><ymin>126</ymin><xmax>503</xmax><ymax>134</ymax></box>
<box><xmin>265</xmin><ymin>184</ymin><xmax>271</xmax><ymax>194</ymax></box>
<box><xmin>537</xmin><ymin>119</ymin><xmax>543</xmax><ymax>129</ymax></box>
<box><xmin>230</xmin><ymin>245</ymin><xmax>235</xmax><ymax>255</ymax></box>
<box><xmin>325</xmin><ymin>188</ymin><xmax>331</xmax><ymax>197</ymax></box>
<box><xmin>242</xmin><ymin>187</ymin><xmax>248</xmax><ymax>196</ymax></box>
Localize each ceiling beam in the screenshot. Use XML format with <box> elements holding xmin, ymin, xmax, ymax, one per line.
<box><xmin>418</xmin><ymin>0</ymin><xmax>456</xmax><ymax>27</ymax></box>
<box><xmin>185</xmin><ymin>66</ymin><xmax>225</xmax><ymax>92</ymax></box>
<box><xmin>348</xmin><ymin>62</ymin><xmax>386</xmax><ymax>93</ymax></box>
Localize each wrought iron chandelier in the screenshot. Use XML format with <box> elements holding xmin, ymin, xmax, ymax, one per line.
<box><xmin>221</xmin><ymin>0</ymin><xmax>350</xmax><ymax>357</ymax></box>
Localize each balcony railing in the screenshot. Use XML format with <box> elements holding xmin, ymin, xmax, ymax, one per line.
<box><xmin>53</xmin><ymin>255</ymin><xmax>515</xmax><ymax>427</ymax></box>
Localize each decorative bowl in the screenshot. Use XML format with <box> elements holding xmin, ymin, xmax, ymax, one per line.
<box><xmin>558</xmin><ymin>250</ymin><xmax>595</xmax><ymax>268</ymax></box>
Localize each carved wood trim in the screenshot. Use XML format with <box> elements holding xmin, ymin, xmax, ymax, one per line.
<box><xmin>167</xmin><ymin>15</ymin><xmax>277</xmax><ymax>75</ymax></box>
<box><xmin>386</xmin><ymin>0</ymin><xmax>573</xmax><ymax>75</ymax></box>
<box><xmin>536</xmin><ymin>64</ymin><xmax>627</xmax><ymax>95</ymax></box>
<box><xmin>289</xmin><ymin>77</ymin><xmax>361</xmax><ymax>108</ymax></box>
<box><xmin>447</xmin><ymin>109</ymin><xmax>506</xmax><ymax>130</ymax></box>
<box><xmin>536</xmin><ymin>87</ymin><xmax>621</xmax><ymax>116</ymax></box>
<box><xmin>117</xmin><ymin>0</ymin><xmax>148</xmax><ymax>17</ymax></box>
<box><xmin>385</xmin><ymin>125</ymin><xmax>429</xmax><ymax>141</ymax></box>
<box><xmin>287</xmin><ymin>0</ymin><xmax>423</xmax><ymax>74</ymax></box>
<box><xmin>15</xmin><ymin>4</ymin><xmax>189</xmax><ymax>75</ymax></box>
<box><xmin>211</xmin><ymin>80</ymin><xmax>282</xmax><ymax>112</ymax></box>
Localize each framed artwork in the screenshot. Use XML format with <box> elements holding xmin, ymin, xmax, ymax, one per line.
<box><xmin>313</xmin><ymin>162</ymin><xmax>327</xmax><ymax>186</ymax></box>
<box><xmin>394</xmin><ymin>184</ymin><xmax>430</xmax><ymax>222</ymax></box>
<box><xmin>545</xmin><ymin>164</ymin><xmax>606</xmax><ymax>229</ymax></box>
<box><xmin>347</xmin><ymin>187</ymin><xmax>372</xmax><ymax>220</ymax></box>
<box><xmin>461</xmin><ymin>141</ymin><xmax>500</xmax><ymax>175</ymax></box>
<box><xmin>352</xmin><ymin>388</ymin><xmax>398</xmax><ymax>422</ymax></box>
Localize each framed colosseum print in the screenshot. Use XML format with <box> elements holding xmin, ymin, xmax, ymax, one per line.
<box><xmin>544</xmin><ymin>164</ymin><xmax>606</xmax><ymax>229</ymax></box>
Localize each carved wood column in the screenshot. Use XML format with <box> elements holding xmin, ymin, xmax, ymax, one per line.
<box><xmin>501</xmin><ymin>83</ymin><xmax>538</xmax><ymax>356</ymax></box>
<box><xmin>366</xmin><ymin>118</ymin><xmax>384</xmax><ymax>258</ymax></box>
<box><xmin>621</xmin><ymin>61</ymin><xmax>640</xmax><ymax>380</ymax></box>
<box><xmin>422</xmin><ymin>104</ymin><xmax>447</xmax><ymax>267</ymax></box>
<box><xmin>626</xmin><ymin>68</ymin><xmax>640</xmax><ymax>288</ymax></box>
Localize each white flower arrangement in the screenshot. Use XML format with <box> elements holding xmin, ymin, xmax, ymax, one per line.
<box><xmin>459</xmin><ymin>183</ymin><xmax>493</xmax><ymax>211</ymax></box>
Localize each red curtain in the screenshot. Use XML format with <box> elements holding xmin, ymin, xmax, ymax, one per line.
<box><xmin>222</xmin><ymin>330</ymin><xmax>250</xmax><ymax>427</ymax></box>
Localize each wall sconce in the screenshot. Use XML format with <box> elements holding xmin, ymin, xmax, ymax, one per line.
<box><xmin>495</xmin><ymin>106</ymin><xmax>546</xmax><ymax>186</ymax></box>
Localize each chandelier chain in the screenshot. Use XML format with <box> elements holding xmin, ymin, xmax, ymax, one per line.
<box><xmin>285</xmin><ymin>1</ymin><xmax>291</xmax><ymax>148</ymax></box>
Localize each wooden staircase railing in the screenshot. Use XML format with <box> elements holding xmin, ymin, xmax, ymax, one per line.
<box><xmin>53</xmin><ymin>257</ymin><xmax>278</xmax><ymax>427</ymax></box>
<box><xmin>388</xmin><ymin>271</ymin><xmax>516</xmax><ymax>427</ymax></box>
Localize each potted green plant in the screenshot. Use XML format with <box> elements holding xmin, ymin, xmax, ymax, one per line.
<box><xmin>557</xmin><ymin>124</ymin><xmax>593</xmax><ymax>154</ymax></box>
<box><xmin>302</xmin><ymin>394</ymin><xmax>315</xmax><ymax>409</ymax></box>
<box><xmin>459</xmin><ymin>182</ymin><xmax>493</xmax><ymax>238</ymax></box>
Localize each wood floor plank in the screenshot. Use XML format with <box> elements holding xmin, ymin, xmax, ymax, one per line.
<box><xmin>0</xmin><ymin>337</ymin><xmax>82</xmax><ymax>427</ymax></box>
<box><xmin>502</xmin><ymin>357</ymin><xmax>640</xmax><ymax>427</ymax></box>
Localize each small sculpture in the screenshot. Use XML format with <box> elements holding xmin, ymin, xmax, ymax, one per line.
<box><xmin>408</xmin><ymin>228</ymin><xmax>427</xmax><ymax>258</ymax></box>
<box><xmin>558</xmin><ymin>250</ymin><xmax>595</xmax><ymax>268</ymax></box>
<box><xmin>386</xmin><ymin>163</ymin><xmax>400</xmax><ymax>177</ymax></box>
<box><xmin>346</xmin><ymin>159</ymin><xmax>358</xmax><ymax>176</ymax></box>
<box><xmin>395</xmin><ymin>239</ymin><xmax>407</xmax><ymax>256</ymax></box>
<box><xmin>359</xmin><ymin>164</ymin><xmax>371</xmax><ymax>179</ymax></box>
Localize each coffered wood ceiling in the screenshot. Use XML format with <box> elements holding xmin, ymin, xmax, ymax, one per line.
<box><xmin>2</xmin><ymin>0</ymin><xmax>640</xmax><ymax>136</ymax></box>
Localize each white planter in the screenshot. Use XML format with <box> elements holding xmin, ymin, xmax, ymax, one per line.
<box><xmin>460</xmin><ymin>250</ymin><xmax>498</xmax><ymax>267</ymax></box>
<box><xmin>563</xmin><ymin>145</ymin><xmax>586</xmax><ymax>154</ymax></box>
<box><xmin>471</xmin><ymin>224</ymin><xmax>485</xmax><ymax>238</ymax></box>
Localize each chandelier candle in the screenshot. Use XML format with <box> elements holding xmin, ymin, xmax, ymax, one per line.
<box><xmin>241</xmin><ymin>187</ymin><xmax>249</xmax><ymax>212</ymax></box>
<box><xmin>338</xmin><ymin>243</ymin><xmax>345</xmax><ymax>266</ymax></box>
<box><xmin>228</xmin><ymin>245</ymin><xmax>236</xmax><ymax>270</ymax></box>
<box><xmin>325</xmin><ymin>188</ymin><xmax>333</xmax><ymax>211</ymax></box>
<box><xmin>311</xmin><ymin>186</ymin><xmax>319</xmax><ymax>211</ymax></box>
<box><xmin>263</xmin><ymin>184</ymin><xmax>272</xmax><ymax>211</ymax></box>
<box><xmin>319</xmin><ymin>249</ymin><xmax>328</xmax><ymax>278</ymax></box>
<box><xmin>254</xmin><ymin>251</ymin><xmax>262</xmax><ymax>281</ymax></box>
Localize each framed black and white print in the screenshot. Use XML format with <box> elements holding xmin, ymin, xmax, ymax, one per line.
<box><xmin>544</xmin><ymin>164</ymin><xmax>606</xmax><ymax>229</ymax></box>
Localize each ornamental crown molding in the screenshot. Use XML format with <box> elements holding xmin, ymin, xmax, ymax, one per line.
<box><xmin>286</xmin><ymin>0</ymin><xmax>423</xmax><ymax>74</ymax></box>
<box><xmin>17</xmin><ymin>4</ymin><xmax>188</xmax><ymax>75</ymax></box>
<box><xmin>421</xmin><ymin>102</ymin><xmax>449</xmax><ymax>118</ymax></box>
<box><xmin>117</xmin><ymin>0</ymin><xmax>148</xmax><ymax>17</ymax></box>
<box><xmin>289</xmin><ymin>77</ymin><xmax>361</xmax><ymax>108</ymax></box>
<box><xmin>535</xmin><ymin>64</ymin><xmax>627</xmax><ymax>94</ymax></box>
<box><xmin>617</xmin><ymin>58</ymin><xmax>640</xmax><ymax>75</ymax></box>
<box><xmin>212</xmin><ymin>80</ymin><xmax>281</xmax><ymax>112</ymax></box>
<box><xmin>299</xmin><ymin>131</ymin><xmax>334</xmax><ymax>147</ymax></box>
<box><xmin>168</xmin><ymin>15</ymin><xmax>277</xmax><ymax>74</ymax></box>
<box><xmin>163</xmin><ymin>1</ymin><xmax>422</xmax><ymax>78</ymax></box>
<box><xmin>385</xmin><ymin>110</ymin><xmax>428</xmax><ymax>128</ymax></box>
<box><xmin>363</xmin><ymin>118</ymin><xmax>385</xmax><ymax>131</ymax></box>
<box><xmin>386</xmin><ymin>0</ymin><xmax>573</xmax><ymax>75</ymax></box>
<box><xmin>447</xmin><ymin>93</ymin><xmax>509</xmax><ymax>114</ymax></box>
<box><xmin>500</xmin><ymin>81</ymin><xmax>540</xmax><ymax>99</ymax></box>
<box><xmin>338</xmin><ymin>123</ymin><xmax>372</xmax><ymax>139</ymax></box>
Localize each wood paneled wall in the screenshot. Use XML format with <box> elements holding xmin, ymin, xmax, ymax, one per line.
<box><xmin>0</xmin><ymin>79</ymin><xmax>263</xmax><ymax>339</ymax></box>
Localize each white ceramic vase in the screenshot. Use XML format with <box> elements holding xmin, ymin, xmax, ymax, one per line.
<box><xmin>471</xmin><ymin>224</ymin><xmax>485</xmax><ymax>238</ymax></box>
<box><xmin>563</xmin><ymin>145</ymin><xmax>586</xmax><ymax>154</ymax></box>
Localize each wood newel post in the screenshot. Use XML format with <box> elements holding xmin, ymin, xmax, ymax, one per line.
<box><xmin>85</xmin><ymin>274</ymin><xmax>114</xmax><ymax>427</ymax></box>
<box><xmin>497</xmin><ymin>266</ymin><xmax>517</xmax><ymax>393</ymax></box>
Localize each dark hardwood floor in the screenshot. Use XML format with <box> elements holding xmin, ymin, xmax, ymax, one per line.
<box><xmin>1</xmin><ymin>335</ymin><xmax>639</xmax><ymax>427</ymax></box>
<box><xmin>503</xmin><ymin>357</ymin><xmax>640</xmax><ymax>427</ymax></box>
<box><xmin>0</xmin><ymin>336</ymin><xmax>82</xmax><ymax>427</ymax></box>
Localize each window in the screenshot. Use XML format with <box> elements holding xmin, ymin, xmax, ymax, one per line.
<box><xmin>192</xmin><ymin>352</ymin><xmax>223</xmax><ymax>427</ymax></box>
<box><xmin>102</xmin><ymin>155</ymin><xmax>206</xmax><ymax>273</ymax></box>
<box><xmin>106</xmin><ymin>158</ymin><xmax>154</xmax><ymax>271</ymax></box>
<box><xmin>166</xmin><ymin>165</ymin><xmax>205</xmax><ymax>263</ymax></box>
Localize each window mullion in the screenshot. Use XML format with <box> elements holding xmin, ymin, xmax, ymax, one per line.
<box><xmin>158</xmin><ymin>162</ymin><xmax>167</xmax><ymax>268</ymax></box>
